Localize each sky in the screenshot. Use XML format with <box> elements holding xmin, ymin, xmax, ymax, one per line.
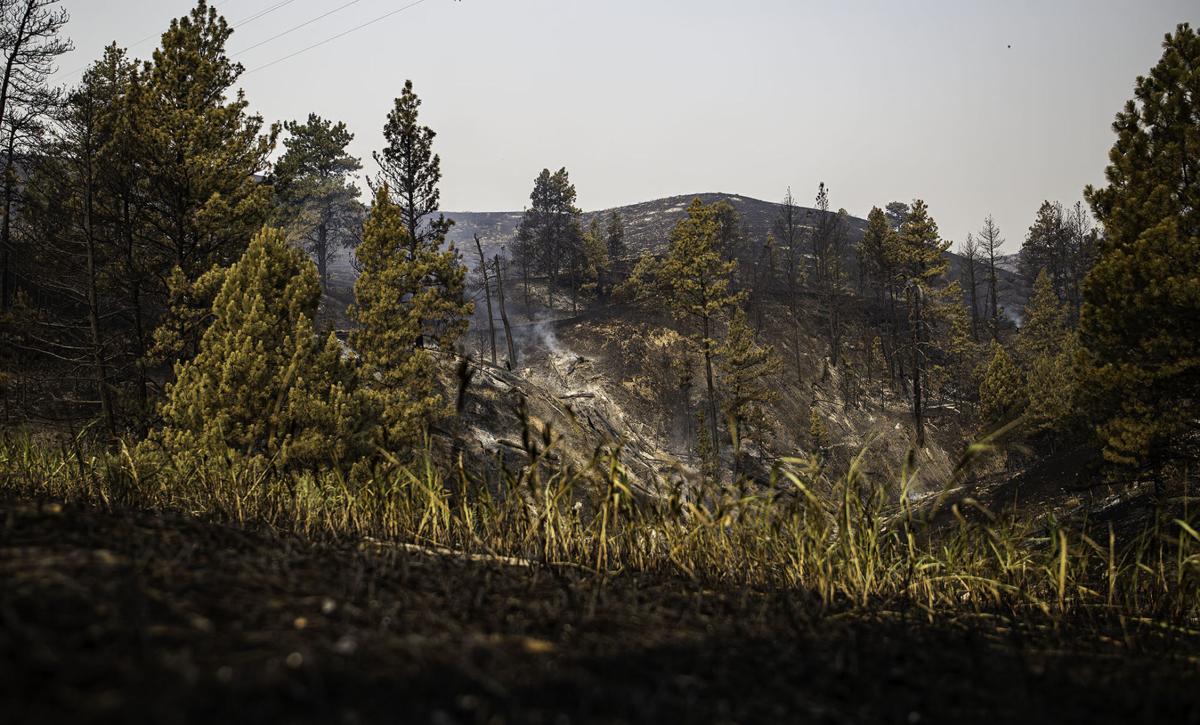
<box><xmin>52</xmin><ymin>0</ymin><xmax>1198</xmax><ymax>249</ymax></box>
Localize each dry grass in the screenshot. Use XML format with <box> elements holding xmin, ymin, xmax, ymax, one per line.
<box><xmin>2</xmin><ymin>426</ymin><xmax>1198</xmax><ymax>627</ymax></box>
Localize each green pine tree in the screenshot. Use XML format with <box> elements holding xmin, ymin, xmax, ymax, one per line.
<box><xmin>1010</xmin><ymin>269</ymin><xmax>1082</xmax><ymax>446</ymax></box>
<box><xmin>273</xmin><ymin>113</ymin><xmax>363</xmax><ymax>290</ymax></box>
<box><xmin>150</xmin><ymin>227</ymin><xmax>370</xmax><ymax>471</ymax></box>
<box><xmin>717</xmin><ymin>307</ymin><xmax>782</xmax><ymax>453</ymax></box>
<box><xmin>1081</xmin><ymin>23</ymin><xmax>1200</xmax><ymax>466</ymax></box>
<box><xmin>350</xmin><ymin>187</ymin><xmax>472</xmax><ymax>447</ymax></box>
<box><xmin>580</xmin><ymin>217</ymin><xmax>611</xmax><ymax>299</ymax></box>
<box><xmin>626</xmin><ymin>199</ymin><xmax>744</xmax><ymax>457</ymax></box>
<box><xmin>1017</xmin><ymin>269</ymin><xmax>1068</xmax><ymax>366</ymax></box>
<box><xmin>892</xmin><ymin>199</ymin><xmax>951</xmax><ymax>446</ymax></box>
<box><xmin>139</xmin><ymin>0</ymin><xmax>277</xmax><ymax>360</ymax></box>
<box><xmin>979</xmin><ymin>342</ymin><xmax>1025</xmax><ymax>426</ymax></box>
<box><xmin>373</xmin><ymin>79</ymin><xmax>449</xmax><ymax>249</ymax></box>
<box><xmin>606</xmin><ymin>210</ymin><xmax>627</xmax><ymax>262</ymax></box>
<box><xmin>1021</xmin><ymin>201</ymin><xmax>1069</xmax><ymax>303</ymax></box>
<box><xmin>513</xmin><ymin>167</ymin><xmax>583</xmax><ymax>311</ymax></box>
<box><xmin>1025</xmin><ymin>333</ymin><xmax>1081</xmax><ymax>445</ymax></box>
<box><xmin>858</xmin><ymin>206</ymin><xmax>892</xmax><ymax>295</ymax></box>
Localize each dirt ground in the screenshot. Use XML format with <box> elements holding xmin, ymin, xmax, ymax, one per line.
<box><xmin>2</xmin><ymin>495</ymin><xmax>1198</xmax><ymax>725</ymax></box>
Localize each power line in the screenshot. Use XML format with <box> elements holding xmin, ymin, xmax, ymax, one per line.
<box><xmin>232</xmin><ymin>0</ymin><xmax>368</xmax><ymax>56</ymax></box>
<box><xmin>233</xmin><ymin>0</ymin><xmax>302</xmax><ymax>29</ymax></box>
<box><xmin>51</xmin><ymin>0</ymin><xmax>300</xmax><ymax>81</ymax></box>
<box><xmin>244</xmin><ymin>0</ymin><xmax>434</xmax><ymax>75</ymax></box>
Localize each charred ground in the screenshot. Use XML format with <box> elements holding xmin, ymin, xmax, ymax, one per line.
<box><xmin>4</xmin><ymin>495</ymin><xmax>1198</xmax><ymax>725</ymax></box>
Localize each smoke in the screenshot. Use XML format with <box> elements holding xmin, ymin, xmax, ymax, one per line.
<box><xmin>509</xmin><ymin>315</ymin><xmax>568</xmax><ymax>361</ymax></box>
<box><xmin>531</xmin><ymin>319</ymin><xmax>565</xmax><ymax>357</ymax></box>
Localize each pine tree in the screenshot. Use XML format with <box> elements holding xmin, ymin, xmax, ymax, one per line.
<box><xmin>1062</xmin><ymin>201</ymin><xmax>1099</xmax><ymax>327</ymax></box>
<box><xmin>711</xmin><ymin>199</ymin><xmax>746</xmax><ymax>263</ymax></box>
<box><xmin>91</xmin><ymin>46</ymin><xmax>155</xmax><ymax>420</ymax></box>
<box><xmin>513</xmin><ymin>167</ymin><xmax>583</xmax><ymax>311</ymax></box>
<box><xmin>1021</xmin><ymin>201</ymin><xmax>1069</xmax><ymax>302</ymax></box>
<box><xmin>1081</xmin><ymin>23</ymin><xmax>1200</xmax><ymax>466</ymax></box>
<box><xmin>858</xmin><ymin>207</ymin><xmax>891</xmax><ymax>299</ymax></box>
<box><xmin>350</xmin><ymin>187</ymin><xmax>472</xmax><ymax>447</ymax></box>
<box><xmin>1025</xmin><ymin>333</ymin><xmax>1080</xmax><ymax>446</ymax></box>
<box><xmin>862</xmin><ymin>206</ymin><xmax>905</xmax><ymax>387</ymax></box>
<box><xmin>774</xmin><ymin>187</ymin><xmax>807</xmax><ymax>380</ymax></box>
<box><xmin>939</xmin><ymin>283</ymin><xmax>982</xmax><ymax>411</ymax></box>
<box><xmin>626</xmin><ymin>199</ymin><xmax>744</xmax><ymax>454</ymax></box>
<box><xmin>717</xmin><ymin>307</ymin><xmax>781</xmax><ymax>454</ymax></box>
<box><xmin>273</xmin><ymin>114</ymin><xmax>363</xmax><ymax>290</ymax></box>
<box><xmin>137</xmin><ymin>1</ymin><xmax>276</xmax><ymax>360</ymax></box>
<box><xmin>580</xmin><ymin>217</ymin><xmax>611</xmax><ymax>300</ymax></box>
<box><xmin>979</xmin><ymin>342</ymin><xmax>1025</xmax><ymax>426</ymax></box>
<box><xmin>1017</xmin><ymin>269</ymin><xmax>1067</xmax><ymax>366</ymax></box>
<box><xmin>151</xmin><ymin>227</ymin><xmax>370</xmax><ymax>471</ymax></box>
<box><xmin>959</xmin><ymin>233</ymin><xmax>982</xmax><ymax>341</ymax></box>
<box><xmin>605</xmin><ymin>210</ymin><xmax>627</xmax><ymax>263</ymax></box>
<box><xmin>885</xmin><ymin>202</ymin><xmax>909</xmax><ymax>230</ymax></box>
<box><xmin>978</xmin><ymin>214</ymin><xmax>1005</xmax><ymax>337</ymax></box>
<box><xmin>775</xmin><ymin>187</ymin><xmax>804</xmax><ymax>300</ymax></box>
<box><xmin>0</xmin><ymin>0</ymin><xmax>71</xmax><ymax>311</ymax></box>
<box><xmin>18</xmin><ymin>44</ymin><xmax>162</xmax><ymax>431</ymax></box>
<box><xmin>811</xmin><ymin>182</ymin><xmax>832</xmax><ymax>285</ymax></box>
<box><xmin>807</xmin><ymin>184</ymin><xmax>849</xmax><ymax>366</ymax></box>
<box><xmin>372</xmin><ymin>79</ymin><xmax>448</xmax><ymax>248</ymax></box>
<box><xmin>893</xmin><ymin>199</ymin><xmax>951</xmax><ymax>446</ymax></box>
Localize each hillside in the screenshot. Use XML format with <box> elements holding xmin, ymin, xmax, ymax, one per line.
<box><xmin>449</xmin><ymin>194</ymin><xmax>1020</xmax><ymax>307</ymax></box>
<box><xmin>315</xmin><ymin>192</ymin><xmax>1035</xmax><ymax>495</ymax></box>
<box><xmin>330</xmin><ymin>193</ymin><xmax>1028</xmax><ymax>317</ymax></box>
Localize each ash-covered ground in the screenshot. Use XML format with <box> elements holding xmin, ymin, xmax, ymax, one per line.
<box><xmin>3</xmin><ymin>495</ymin><xmax>1198</xmax><ymax>725</ymax></box>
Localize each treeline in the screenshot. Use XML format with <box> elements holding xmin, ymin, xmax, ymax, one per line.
<box><xmin>507</xmin><ymin>167</ymin><xmax>627</xmax><ymax>314</ymax></box>
<box><xmin>0</xmin><ymin>1</ymin><xmax>471</xmax><ymax>467</ymax></box>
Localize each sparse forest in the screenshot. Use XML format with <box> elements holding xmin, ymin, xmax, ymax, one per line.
<box><xmin>1</xmin><ymin>2</ymin><xmax>1199</xmax><ymax>723</ymax></box>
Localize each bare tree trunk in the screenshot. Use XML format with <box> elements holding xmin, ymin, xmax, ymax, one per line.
<box><xmin>495</xmin><ymin>255</ymin><xmax>516</xmax><ymax>369</ymax></box>
<box><xmin>473</xmin><ymin>234</ymin><xmax>496</xmax><ymax>366</ymax></box>
<box><xmin>988</xmin><ymin>251</ymin><xmax>999</xmax><ymax>339</ymax></box>
<box><xmin>0</xmin><ymin>3</ymin><xmax>32</xmax><ymax>305</ymax></box>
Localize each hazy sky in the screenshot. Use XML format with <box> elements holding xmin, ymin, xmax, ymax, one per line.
<box><xmin>53</xmin><ymin>0</ymin><xmax>1198</xmax><ymax>248</ymax></box>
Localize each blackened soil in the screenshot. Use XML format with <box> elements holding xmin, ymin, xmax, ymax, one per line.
<box><xmin>1</xmin><ymin>495</ymin><xmax>1198</xmax><ymax>725</ymax></box>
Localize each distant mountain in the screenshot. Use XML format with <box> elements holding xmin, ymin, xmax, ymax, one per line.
<box><xmin>441</xmin><ymin>192</ymin><xmax>864</xmax><ymax>260</ymax></box>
